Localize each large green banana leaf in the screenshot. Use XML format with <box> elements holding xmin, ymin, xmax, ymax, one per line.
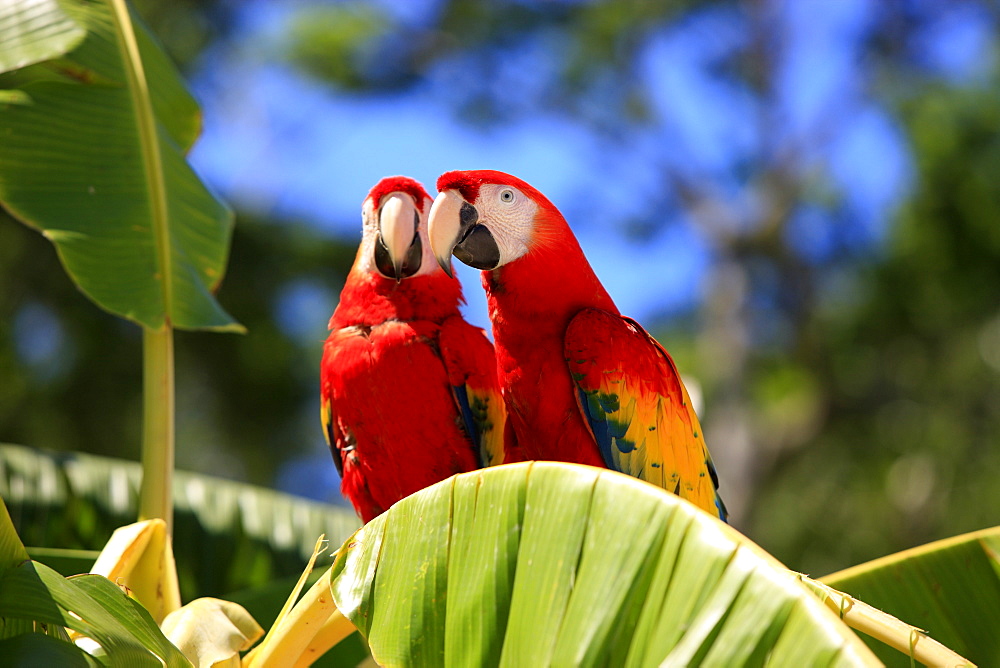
<box><xmin>327</xmin><ymin>461</ymin><xmax>880</xmax><ymax>667</ymax></box>
<box><xmin>1</xmin><ymin>443</ymin><xmax>369</xmax><ymax>666</ymax></box>
<box><xmin>0</xmin><ymin>444</ymin><xmax>360</xmax><ymax>599</ymax></box>
<box><xmin>0</xmin><ymin>496</ymin><xmax>192</xmax><ymax>666</ymax></box>
<box><xmin>0</xmin><ymin>0</ymin><xmax>240</xmax><ymax>331</ymax></box>
<box><xmin>0</xmin><ymin>0</ymin><xmax>87</xmax><ymax>72</ymax></box>
<box><xmin>822</xmin><ymin>526</ymin><xmax>1000</xmax><ymax>667</ymax></box>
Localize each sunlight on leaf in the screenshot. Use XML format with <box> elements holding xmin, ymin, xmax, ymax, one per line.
<box><xmin>0</xmin><ymin>563</ymin><xmax>188</xmax><ymax>666</ymax></box>
<box><xmin>823</xmin><ymin>526</ymin><xmax>1000</xmax><ymax>667</ymax></box>
<box><xmin>245</xmin><ymin>535</ymin><xmax>357</xmax><ymax>668</ymax></box>
<box><xmin>89</xmin><ymin>519</ymin><xmax>181</xmax><ymax>624</ymax></box>
<box><xmin>329</xmin><ymin>462</ymin><xmax>881</xmax><ymax>667</ymax></box>
<box><xmin>0</xmin><ymin>497</ymin><xmax>30</xmax><ymax>573</ymax></box>
<box><xmin>0</xmin><ymin>0</ymin><xmax>87</xmax><ymax>71</ymax></box>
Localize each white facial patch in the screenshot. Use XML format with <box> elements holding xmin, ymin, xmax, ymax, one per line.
<box><xmin>475</xmin><ymin>183</ymin><xmax>539</xmax><ymax>265</ymax></box>
<box><xmin>355</xmin><ymin>195</ymin><xmax>382</xmax><ymax>275</ymax></box>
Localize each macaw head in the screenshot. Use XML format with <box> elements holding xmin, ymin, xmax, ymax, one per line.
<box><xmin>427</xmin><ymin>170</ymin><xmax>562</xmax><ymax>277</ymax></box>
<box><xmin>357</xmin><ymin>176</ymin><xmax>439</xmax><ymax>282</ymax></box>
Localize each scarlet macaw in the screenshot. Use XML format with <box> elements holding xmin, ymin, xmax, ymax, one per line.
<box><xmin>320</xmin><ymin>176</ymin><xmax>505</xmax><ymax>522</ymax></box>
<box><xmin>427</xmin><ymin>170</ymin><xmax>727</xmax><ymax>521</ymax></box>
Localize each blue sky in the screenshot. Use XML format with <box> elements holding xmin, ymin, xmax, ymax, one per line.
<box><xmin>189</xmin><ymin>64</ymin><xmax>714</xmax><ymax>328</ymax></box>
<box><xmin>186</xmin><ymin>0</ymin><xmax>951</xmax><ymax>332</ymax></box>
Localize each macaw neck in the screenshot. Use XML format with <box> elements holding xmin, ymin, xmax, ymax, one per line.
<box><xmin>482</xmin><ymin>228</ymin><xmax>619</xmax><ymax>468</ymax></box>
<box><xmin>483</xmin><ymin>233</ymin><xmax>618</xmax><ymax>342</ymax></box>
<box><xmin>331</xmin><ymin>269</ymin><xmax>464</xmax><ymax>328</ymax></box>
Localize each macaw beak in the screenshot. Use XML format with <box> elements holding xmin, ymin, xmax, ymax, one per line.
<box><xmin>376</xmin><ymin>193</ymin><xmax>421</xmax><ymax>282</ymax></box>
<box><xmin>428</xmin><ymin>190</ymin><xmax>500</xmax><ymax>277</ymax></box>
<box><xmin>428</xmin><ymin>190</ymin><xmax>465</xmax><ymax>278</ymax></box>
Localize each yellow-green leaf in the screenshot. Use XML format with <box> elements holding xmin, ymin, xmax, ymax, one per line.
<box><xmin>0</xmin><ymin>0</ymin><xmax>86</xmax><ymax>71</ymax></box>
<box><xmin>330</xmin><ymin>462</ymin><xmax>880</xmax><ymax>667</ymax></box>
<box><xmin>823</xmin><ymin>526</ymin><xmax>1000</xmax><ymax>667</ymax></box>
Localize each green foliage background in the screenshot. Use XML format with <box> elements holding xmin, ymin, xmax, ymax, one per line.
<box><xmin>743</xmin><ymin>84</ymin><xmax>1000</xmax><ymax>573</ymax></box>
<box><xmin>1</xmin><ymin>0</ymin><xmax>998</xmax><ymax>584</ymax></box>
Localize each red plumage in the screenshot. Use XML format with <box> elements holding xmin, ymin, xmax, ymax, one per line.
<box><xmin>481</xmin><ymin>216</ymin><xmax>614</xmax><ymax>469</ymax></box>
<box><xmin>432</xmin><ymin>170</ymin><xmax>726</xmax><ymax>520</ymax></box>
<box><xmin>320</xmin><ymin>177</ymin><xmax>504</xmax><ymax>522</ymax></box>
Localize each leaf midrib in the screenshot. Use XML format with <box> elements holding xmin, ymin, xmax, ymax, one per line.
<box><xmin>106</xmin><ymin>0</ymin><xmax>171</xmax><ymax>328</ymax></box>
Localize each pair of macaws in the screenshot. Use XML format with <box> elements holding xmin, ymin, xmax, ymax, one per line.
<box><xmin>320</xmin><ymin>171</ymin><xmax>727</xmax><ymax>524</ymax></box>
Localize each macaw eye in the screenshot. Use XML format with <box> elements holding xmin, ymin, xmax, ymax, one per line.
<box><xmin>500</xmin><ymin>189</ymin><xmax>515</xmax><ymax>203</ymax></box>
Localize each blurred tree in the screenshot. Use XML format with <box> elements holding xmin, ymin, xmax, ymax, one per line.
<box><xmin>0</xmin><ymin>206</ymin><xmax>355</xmax><ymax>488</ymax></box>
<box><xmin>267</xmin><ymin>0</ymin><xmax>1000</xmax><ymax>572</ymax></box>
<box><xmin>130</xmin><ymin>0</ymin><xmax>237</xmax><ymax>72</ymax></box>
<box><xmin>746</xmin><ymin>80</ymin><xmax>1000</xmax><ymax>574</ymax></box>
<box><xmin>0</xmin><ymin>211</ymin><xmax>142</xmax><ymax>461</ymax></box>
<box><xmin>0</xmin><ymin>0</ymin><xmax>357</xmax><ymax>494</ymax></box>
<box><xmin>3</xmin><ymin>0</ymin><xmax>998</xmax><ymax>576</ymax></box>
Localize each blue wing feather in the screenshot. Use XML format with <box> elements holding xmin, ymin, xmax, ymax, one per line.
<box><xmin>565</xmin><ymin>308</ymin><xmax>728</xmax><ymax>522</ymax></box>
<box><xmin>453</xmin><ymin>383</ymin><xmax>488</xmax><ymax>468</ymax></box>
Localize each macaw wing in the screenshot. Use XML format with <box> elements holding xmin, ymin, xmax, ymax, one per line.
<box><xmin>439</xmin><ymin>317</ymin><xmax>506</xmax><ymax>468</ymax></box>
<box><xmin>320</xmin><ymin>328</ymin><xmax>357</xmax><ymax>479</ymax></box>
<box><xmin>565</xmin><ymin>308</ymin><xmax>727</xmax><ymax>521</ymax></box>
<box><xmin>319</xmin><ymin>394</ymin><xmax>343</xmax><ymax>478</ymax></box>
<box><xmin>320</xmin><ymin>326</ymin><xmax>386</xmax><ymax>522</ymax></box>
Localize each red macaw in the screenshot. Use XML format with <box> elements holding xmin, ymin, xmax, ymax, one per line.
<box><xmin>427</xmin><ymin>170</ymin><xmax>727</xmax><ymax>521</ymax></box>
<box><xmin>320</xmin><ymin>176</ymin><xmax>505</xmax><ymax>523</ymax></box>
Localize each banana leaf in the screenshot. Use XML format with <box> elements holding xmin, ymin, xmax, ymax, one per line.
<box><xmin>327</xmin><ymin>462</ymin><xmax>880</xmax><ymax>667</ymax></box>
<box><xmin>0</xmin><ymin>0</ymin><xmax>87</xmax><ymax>72</ymax></box>
<box><xmin>0</xmin><ymin>496</ymin><xmax>192</xmax><ymax>666</ymax></box>
<box><xmin>0</xmin><ymin>444</ymin><xmax>360</xmax><ymax>599</ymax></box>
<box><xmin>0</xmin><ymin>0</ymin><xmax>240</xmax><ymax>331</ymax></box>
<box><xmin>224</xmin><ymin>572</ymin><xmax>371</xmax><ymax>668</ymax></box>
<box><xmin>822</xmin><ymin>526</ymin><xmax>1000</xmax><ymax>667</ymax></box>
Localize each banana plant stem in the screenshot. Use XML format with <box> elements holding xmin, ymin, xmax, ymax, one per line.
<box><xmin>139</xmin><ymin>326</ymin><xmax>174</xmax><ymax>534</ymax></box>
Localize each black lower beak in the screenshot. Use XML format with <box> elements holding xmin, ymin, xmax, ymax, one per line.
<box><xmin>374</xmin><ymin>225</ymin><xmax>422</xmax><ymax>281</ymax></box>
<box><xmin>454</xmin><ymin>225</ymin><xmax>501</xmax><ymax>270</ymax></box>
<box><xmin>447</xmin><ymin>201</ymin><xmax>500</xmax><ymax>271</ymax></box>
